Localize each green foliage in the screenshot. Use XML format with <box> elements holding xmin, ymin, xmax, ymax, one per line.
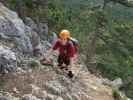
<box><xmin>8</xmin><ymin>0</ymin><xmax>33</xmax><ymax>9</ymax></box>
<box><xmin>48</xmin><ymin>0</ymin><xmax>66</xmax><ymax>31</ymax></box>
<box><xmin>112</xmin><ymin>89</ymin><xmax>129</xmax><ymax>100</ymax></box>
<box><xmin>113</xmin><ymin>89</ymin><xmax>121</xmax><ymax>100</ymax></box>
<box><xmin>48</xmin><ymin>0</ymin><xmax>133</xmax><ymax>99</ymax></box>
<box><xmin>97</xmin><ymin>14</ymin><xmax>133</xmax><ymax>99</ymax></box>
<box><xmin>29</xmin><ymin>59</ymin><xmax>41</xmax><ymax>68</ymax></box>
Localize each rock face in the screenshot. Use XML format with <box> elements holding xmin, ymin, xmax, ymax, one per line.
<box><xmin>0</xmin><ymin>3</ymin><xmax>33</xmax><ymax>54</ymax></box>
<box><xmin>38</xmin><ymin>23</ymin><xmax>48</xmax><ymax>40</ymax></box>
<box><xmin>0</xmin><ymin>64</ymin><xmax>115</xmax><ymax>100</ymax></box>
<box><xmin>24</xmin><ymin>17</ymin><xmax>48</xmax><ymax>57</ymax></box>
<box><xmin>0</xmin><ymin>46</ymin><xmax>17</xmax><ymax>74</ymax></box>
<box><xmin>24</xmin><ymin>17</ymin><xmax>48</xmax><ymax>40</ymax></box>
<box><xmin>0</xmin><ymin>92</ymin><xmax>19</xmax><ymax>100</ymax></box>
<box><xmin>24</xmin><ymin>17</ymin><xmax>37</xmax><ymax>32</ymax></box>
<box><xmin>31</xmin><ymin>31</ymin><xmax>42</xmax><ymax>57</ymax></box>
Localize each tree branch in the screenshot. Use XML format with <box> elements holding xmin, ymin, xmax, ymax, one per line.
<box><xmin>110</xmin><ymin>0</ymin><xmax>133</xmax><ymax>7</ymax></box>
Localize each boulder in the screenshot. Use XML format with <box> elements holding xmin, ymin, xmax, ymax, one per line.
<box><xmin>112</xmin><ymin>78</ymin><xmax>123</xmax><ymax>89</ymax></box>
<box><xmin>0</xmin><ymin>46</ymin><xmax>17</xmax><ymax>74</ymax></box>
<box><xmin>45</xmin><ymin>80</ymin><xmax>67</xmax><ymax>95</ymax></box>
<box><xmin>0</xmin><ymin>96</ymin><xmax>8</xmax><ymax>100</ymax></box>
<box><xmin>56</xmin><ymin>96</ymin><xmax>64</xmax><ymax>100</ymax></box>
<box><xmin>22</xmin><ymin>94</ymin><xmax>41</xmax><ymax>100</ymax></box>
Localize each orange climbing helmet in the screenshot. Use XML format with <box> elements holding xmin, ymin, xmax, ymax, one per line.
<box><xmin>59</xmin><ymin>30</ymin><xmax>70</xmax><ymax>39</ymax></box>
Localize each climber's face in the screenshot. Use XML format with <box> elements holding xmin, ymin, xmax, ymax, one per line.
<box><xmin>61</xmin><ymin>38</ymin><xmax>67</xmax><ymax>45</ymax></box>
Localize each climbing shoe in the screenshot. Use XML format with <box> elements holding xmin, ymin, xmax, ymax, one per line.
<box><xmin>68</xmin><ymin>71</ymin><xmax>74</xmax><ymax>78</ymax></box>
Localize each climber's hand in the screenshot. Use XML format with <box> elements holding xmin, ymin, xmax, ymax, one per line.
<box><xmin>40</xmin><ymin>57</ymin><xmax>53</xmax><ymax>65</ymax></box>
<box><xmin>40</xmin><ymin>56</ymin><xmax>46</xmax><ymax>62</ymax></box>
<box><xmin>40</xmin><ymin>56</ymin><xmax>49</xmax><ymax>63</ymax></box>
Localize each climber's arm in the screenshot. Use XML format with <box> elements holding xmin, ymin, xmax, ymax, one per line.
<box><xmin>43</xmin><ymin>40</ymin><xmax>59</xmax><ymax>61</ymax></box>
<box><xmin>44</xmin><ymin>48</ymin><xmax>54</xmax><ymax>60</ymax></box>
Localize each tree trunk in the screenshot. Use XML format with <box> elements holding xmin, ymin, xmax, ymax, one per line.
<box><xmin>86</xmin><ymin>32</ymin><xmax>97</xmax><ymax>73</ymax></box>
<box><xmin>15</xmin><ymin>0</ymin><xmax>26</xmax><ymax>21</ymax></box>
<box><xmin>86</xmin><ymin>10</ymin><xmax>105</xmax><ymax>73</ymax></box>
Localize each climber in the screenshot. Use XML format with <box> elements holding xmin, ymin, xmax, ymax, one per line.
<box><xmin>40</xmin><ymin>29</ymin><xmax>78</xmax><ymax>78</ymax></box>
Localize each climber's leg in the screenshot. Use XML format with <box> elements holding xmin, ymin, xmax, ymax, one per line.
<box><xmin>57</xmin><ymin>55</ymin><xmax>65</xmax><ymax>69</ymax></box>
<box><xmin>64</xmin><ymin>57</ymin><xmax>74</xmax><ymax>78</ymax></box>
